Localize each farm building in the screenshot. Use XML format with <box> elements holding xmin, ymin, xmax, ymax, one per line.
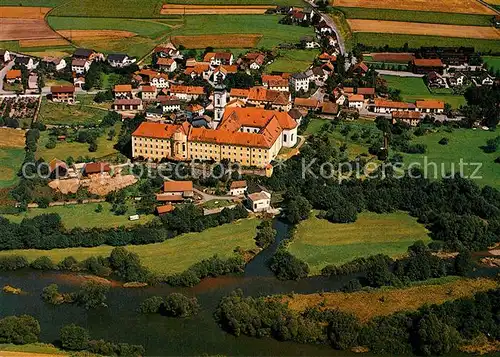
<box><xmin>229</xmin><ymin>180</ymin><xmax>247</xmax><ymax>196</ymax></box>
<box><xmin>108</xmin><ymin>53</ymin><xmax>136</xmax><ymax>68</ymax></box>
<box><xmin>113</xmin><ymin>84</ymin><xmax>133</xmax><ymax>99</ymax></box>
<box><xmin>247</xmin><ymin>190</ymin><xmax>271</xmax><ymax>213</ymax></box>
<box><xmin>374</xmin><ymin>99</ymin><xmax>413</xmax><ymax>114</ymax></box>
<box><xmin>348</xmin><ymin>94</ymin><xmax>364</xmax><ymax>110</ymax></box>
<box><xmin>112</xmin><ymin>98</ymin><xmax>143</xmax><ymax>112</ymax></box>
<box><xmin>410</xmin><ymin>58</ymin><xmax>445</xmax><ymax>74</ymax></box>
<box><xmin>392</xmin><ymin>111</ymin><xmax>422</xmax><ymax>127</ymax></box>
<box><xmin>51</xmin><ymin>85</ymin><xmax>75</xmax><ymax>103</ymax></box>
<box><xmin>415</xmin><ymin>100</ymin><xmax>445</xmax><ymax>114</ymax></box>
<box><xmin>5</xmin><ymin>69</ymin><xmax>21</xmax><ymax>83</ymax></box>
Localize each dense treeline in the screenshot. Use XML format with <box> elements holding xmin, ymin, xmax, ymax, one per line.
<box><xmin>0</xmin><ymin>204</ymin><xmax>248</xmax><ymax>251</ymax></box>
<box><xmin>0</xmin><ymin>315</ymin><xmax>40</xmax><ymax>344</ymax></box>
<box><xmin>139</xmin><ymin>293</ymin><xmax>199</xmax><ymax>317</ymax></box>
<box><xmin>267</xmin><ymin>133</ymin><xmax>500</xmax><ymax>253</ymax></box>
<box><xmin>215</xmin><ymin>287</ymin><xmax>500</xmax><ymax>356</ymax></box>
<box><xmin>41</xmin><ymin>281</ymin><xmax>109</xmax><ymax>309</ymax></box>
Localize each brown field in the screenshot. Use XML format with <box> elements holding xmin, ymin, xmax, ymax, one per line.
<box><xmin>19</xmin><ymin>38</ymin><xmax>70</xmax><ymax>47</ymax></box>
<box><xmin>57</xmin><ymin>29</ymin><xmax>137</xmax><ymax>41</ymax></box>
<box><xmin>0</xmin><ymin>128</ymin><xmax>25</xmax><ymax>149</ymax></box>
<box><xmin>280</xmin><ymin>278</ymin><xmax>498</xmax><ymax>322</ymax></box>
<box><xmin>348</xmin><ymin>19</ymin><xmax>500</xmax><ymax>40</ymax></box>
<box><xmin>161</xmin><ymin>4</ymin><xmax>272</xmax><ymax>14</ymax></box>
<box><xmin>0</xmin><ymin>6</ymin><xmax>51</xmax><ymax>19</ymax></box>
<box><xmin>0</xmin><ymin>18</ymin><xmax>60</xmax><ymax>41</ymax></box>
<box><xmin>484</xmin><ymin>0</ymin><xmax>500</xmax><ymax>4</ymax></box>
<box><xmin>333</xmin><ymin>0</ymin><xmax>495</xmax><ymax>14</ymax></box>
<box><xmin>371</xmin><ymin>52</ymin><xmax>415</xmax><ymax>63</ymax></box>
<box><xmin>171</xmin><ymin>34</ymin><xmax>261</xmax><ymax>48</ymax></box>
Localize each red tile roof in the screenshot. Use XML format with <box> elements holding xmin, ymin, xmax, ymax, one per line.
<box><xmin>412</xmin><ymin>59</ymin><xmax>444</xmax><ymax>67</ymax></box>
<box><xmin>230</xmin><ymin>180</ymin><xmax>247</xmax><ymax>189</ymax></box>
<box><xmin>416</xmin><ymin>100</ymin><xmax>444</xmax><ymax>109</ymax></box>
<box><xmin>164</xmin><ymin>180</ymin><xmax>193</xmax><ymax>193</ymax></box>
<box><xmin>392</xmin><ymin>111</ymin><xmax>421</xmax><ymax>119</ymax></box>
<box><xmin>6</xmin><ymin>69</ymin><xmax>21</xmax><ymax>80</ymax></box>
<box><xmin>374</xmin><ymin>99</ymin><xmax>410</xmax><ymax>109</ymax></box>
<box><xmin>114</xmin><ymin>84</ymin><xmax>132</xmax><ymax>92</ymax></box>
<box><xmin>51</xmin><ymin>85</ymin><xmax>75</xmax><ymax>93</ymax></box>
<box><xmin>156</xmin><ymin>204</ymin><xmax>174</xmax><ymax>214</ymax></box>
<box><xmin>84</xmin><ymin>162</ymin><xmax>111</xmax><ymax>174</ymax></box>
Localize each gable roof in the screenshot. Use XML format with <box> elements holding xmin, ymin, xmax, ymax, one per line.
<box><xmin>164</xmin><ymin>180</ymin><xmax>193</xmax><ymax>193</ymax></box>
<box><xmin>357</xmin><ymin>87</ymin><xmax>375</xmax><ymax>95</ymax></box>
<box><xmin>294</xmin><ymin>97</ymin><xmax>320</xmax><ymax>108</ymax></box>
<box><xmin>114</xmin><ymin>84</ymin><xmax>132</xmax><ymax>92</ymax></box>
<box><xmin>416</xmin><ymin>100</ymin><xmax>444</xmax><ymax>109</ymax></box>
<box><xmin>73</xmin><ymin>48</ymin><xmax>93</xmax><ymax>58</ymax></box>
<box><xmin>412</xmin><ymin>58</ymin><xmax>444</xmax><ymax>67</ymax></box>
<box><xmin>51</xmin><ymin>85</ymin><xmax>75</xmax><ymax>93</ymax></box>
<box><xmin>6</xmin><ymin>69</ymin><xmax>21</xmax><ymax>79</ymax></box>
<box><xmin>108</xmin><ymin>53</ymin><xmax>128</xmax><ymax>62</ymax></box>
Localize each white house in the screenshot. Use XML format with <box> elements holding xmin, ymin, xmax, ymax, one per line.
<box><xmin>107</xmin><ymin>53</ymin><xmax>136</xmax><ymax>68</ymax></box>
<box><xmin>203</xmin><ymin>52</ymin><xmax>234</xmax><ymax>66</ymax></box>
<box><xmin>374</xmin><ymin>99</ymin><xmax>412</xmax><ymax>114</ymax></box>
<box><xmin>247</xmin><ymin>190</ymin><xmax>271</xmax><ymax>212</ymax></box>
<box><xmin>229</xmin><ymin>180</ymin><xmax>247</xmax><ymax>196</ymax></box>
<box><xmin>0</xmin><ymin>49</ymin><xmax>10</xmax><ymax>63</ymax></box>
<box><xmin>71</xmin><ymin>58</ymin><xmax>90</xmax><ymax>74</ymax></box>
<box><xmin>159</xmin><ymin>98</ymin><xmax>181</xmax><ymax>112</ymax></box>
<box><xmin>415</xmin><ymin>100</ymin><xmax>444</xmax><ymax>114</ymax></box>
<box><xmin>150</xmin><ymin>75</ymin><xmax>170</xmax><ymax>89</ymax></box>
<box><xmin>348</xmin><ymin>94</ymin><xmax>364</xmax><ymax>110</ymax></box>
<box><xmin>15</xmin><ymin>56</ymin><xmax>38</xmax><ymax>70</ymax></box>
<box><xmin>290</xmin><ymin>72</ymin><xmax>310</xmax><ymax>92</ymax></box>
<box><xmin>43</xmin><ymin>57</ymin><xmax>66</xmax><ymax>71</ymax></box>
<box><xmin>156</xmin><ymin>57</ymin><xmax>177</xmax><ymax>72</ymax></box>
<box><xmin>301</xmin><ymin>36</ymin><xmax>320</xmax><ymax>49</ymax></box>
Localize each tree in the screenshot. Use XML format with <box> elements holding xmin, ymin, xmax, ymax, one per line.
<box><xmin>254</xmin><ymin>220</ymin><xmax>276</xmax><ymax>249</ymax></box>
<box><xmin>269</xmin><ymin>250</ymin><xmax>309</xmax><ymax>280</ymax></box>
<box><xmin>41</xmin><ymin>284</ymin><xmax>64</xmax><ymax>305</ymax></box>
<box><xmin>284</xmin><ymin>194</ymin><xmax>311</xmax><ymax>224</ymax></box>
<box><xmin>60</xmin><ymin>324</ymin><xmax>90</xmax><ymax>351</ymax></box>
<box><xmin>31</xmin><ymin>256</ymin><xmax>55</xmax><ymax>270</ymax></box>
<box><xmin>75</xmin><ymin>281</ymin><xmax>109</xmax><ymax>309</ymax></box>
<box><xmin>327</xmin><ymin>310</ymin><xmax>361</xmax><ymax>350</ymax></box>
<box><xmin>162</xmin><ymin>293</ymin><xmax>199</xmax><ymax>317</ymax></box>
<box><xmin>139</xmin><ymin>296</ymin><xmax>163</xmax><ymax>314</ymax></box>
<box><xmin>417</xmin><ymin>313</ymin><xmax>460</xmax><ymax>356</ymax></box>
<box><xmin>0</xmin><ymin>315</ymin><xmax>40</xmax><ymax>344</ymax></box>
<box><xmin>36</xmin><ymin>73</ymin><xmax>45</xmax><ymax>93</ymax></box>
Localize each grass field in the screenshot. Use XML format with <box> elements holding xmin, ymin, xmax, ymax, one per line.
<box><xmin>39</xmin><ymin>97</ymin><xmax>108</xmax><ymax>126</ymax></box>
<box><xmin>0</xmin><ymin>218</ymin><xmax>260</xmax><ymax>276</ymax></box>
<box><xmin>382</xmin><ymin>75</ymin><xmax>466</xmax><ymax>108</ymax></box>
<box><xmin>169</xmin><ymin>15</ymin><xmax>314</xmax><ymax>49</ymax></box>
<box><xmin>0</xmin><ymin>148</ymin><xmax>24</xmax><ymax>189</ymax></box>
<box><xmin>4</xmin><ymin>202</ymin><xmax>154</xmax><ymax>229</ymax></box>
<box><xmin>280</xmin><ymin>277</ymin><xmax>498</xmax><ymax>322</ymax></box>
<box><xmin>288</xmin><ymin>211</ymin><xmax>430</xmax><ymax>275</ymax></box>
<box><xmin>354</xmin><ymin>33</ymin><xmax>500</xmax><ymax>53</ymax></box>
<box><xmin>266</xmin><ymin>49</ymin><xmax>317</xmax><ymax>73</ymax></box>
<box><xmin>402</xmin><ymin>128</ymin><xmax>500</xmax><ymax>188</ymax></box>
<box><xmin>36</xmin><ymin>126</ymin><xmax>120</xmax><ymax>162</ymax></box>
<box><xmin>0</xmin><ymin>343</ymin><xmax>66</xmax><ymax>355</ymax></box>
<box><xmin>484</xmin><ymin>56</ymin><xmax>500</xmax><ymax>72</ymax></box>
<box><xmin>336</xmin><ymin>7</ymin><xmax>494</xmax><ymax>26</ymax></box>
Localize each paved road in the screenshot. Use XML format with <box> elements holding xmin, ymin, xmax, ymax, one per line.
<box><xmin>0</xmin><ymin>61</ymin><xmax>15</xmax><ymax>94</ymax></box>
<box><xmin>375</xmin><ymin>70</ymin><xmax>425</xmax><ymax>78</ymax></box>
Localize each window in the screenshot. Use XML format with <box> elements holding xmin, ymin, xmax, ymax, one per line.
<box><xmin>284</xmin><ymin>134</ymin><xmax>287</xmax><ymax>142</ymax></box>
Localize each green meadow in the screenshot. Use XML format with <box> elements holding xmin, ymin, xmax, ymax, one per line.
<box><xmin>266</xmin><ymin>49</ymin><xmax>318</xmax><ymax>73</ymax></box>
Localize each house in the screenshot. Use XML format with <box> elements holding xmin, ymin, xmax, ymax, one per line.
<box><xmin>154</xmin><ymin>45</ymin><xmax>182</xmax><ymax>59</ymax></box>
<box><xmin>448</xmin><ymin>72</ymin><xmax>467</xmax><ymax>87</ymax></box>
<box><xmin>163</xmin><ymin>181</ymin><xmax>194</xmax><ymax>198</ymax></box>
<box><xmin>229</xmin><ymin>180</ymin><xmax>247</xmax><ymax>196</ymax></box>
<box><xmin>5</xmin><ymin>69</ymin><xmax>21</xmax><ymax>83</ymax></box>
<box><xmin>28</xmin><ymin>74</ymin><xmax>38</xmax><ymax>90</ymax></box>
<box><xmin>392</xmin><ymin>111</ymin><xmax>422</xmax><ymax>127</ymax></box>
<box><xmin>156</xmin><ymin>57</ymin><xmax>177</xmax><ymax>72</ymax></box>
<box><xmin>210</xmin><ymin>65</ymin><xmax>238</xmax><ymax>85</ymax></box>
<box><xmin>262</xmin><ymin>75</ymin><xmax>289</xmax><ymax>92</ymax></box>
<box><xmin>108</xmin><ymin>53</ymin><xmax>136</xmax><ymax>68</ymax></box>
<box><xmin>426</xmin><ymin>71</ymin><xmax>447</xmax><ymax>88</ymax></box>
<box><xmin>415</xmin><ymin>100</ymin><xmax>444</xmax><ymax>114</ymax></box>
<box><xmin>112</xmin><ymin>98</ymin><xmax>143</xmax><ymax>112</ymax></box>
<box><xmin>238</xmin><ymin>52</ymin><xmax>265</xmax><ymax>70</ymax></box>
<box><xmin>203</xmin><ymin>52</ymin><xmax>234</xmax><ymax>66</ymax></box>
<box><xmin>15</xmin><ymin>56</ymin><xmax>38</xmax><ymax>70</ymax></box>
<box><xmin>145</xmin><ymin>106</ymin><xmax>164</xmax><ymax>121</ymax></box>
<box><xmin>321</xmin><ymin>101</ymin><xmax>339</xmax><ymax>116</ymax></box>
<box><xmin>343</xmin><ymin>87</ymin><xmax>354</xmax><ymax>95</ymax></box>
<box><xmin>411</xmin><ymin>58</ymin><xmax>444</xmax><ymax>74</ymax></box>
<box><xmin>356</xmin><ymin>87</ymin><xmax>375</xmax><ymax>99</ymax></box>
<box><xmin>141</xmin><ymin>85</ymin><xmax>157</xmax><ymax>101</ymax></box>
<box><xmin>318</xmin><ymin>52</ymin><xmax>336</xmax><ymax>64</ymax></box>
<box><xmin>276</xmin><ymin>5</ymin><xmax>292</xmax><ymax>14</ymax></box>
<box><xmin>184</xmin><ymin>63</ymin><xmax>211</xmax><ymax>80</ymax></box>
<box><xmin>0</xmin><ymin>49</ymin><xmax>10</xmax><ymax>63</ymax></box>
<box><xmin>308</xmin><ymin>67</ymin><xmax>327</xmax><ymax>82</ymax></box>
<box><xmin>187</xmin><ymin>104</ymin><xmax>204</xmax><ymax>116</ymax></box>
<box><xmin>230</xmin><ymin>88</ymin><xmax>250</xmax><ymax>102</ymax></box>
<box><xmin>316</xmin><ymin>21</ymin><xmax>332</xmax><ymax>34</ymax></box>
<box><xmin>352</xmin><ymin>62</ymin><xmax>368</xmax><ymax>76</ymax></box>
<box><xmin>169</xmin><ymin>85</ymin><xmax>205</xmax><ymax>101</ymax></box>
<box><xmin>290</xmin><ymin>72</ymin><xmax>310</xmax><ymax>92</ymax></box>
<box><xmin>51</xmin><ymin>85</ymin><xmax>75</xmax><ymax>103</ymax></box>
<box><xmin>247</xmin><ymin>190</ymin><xmax>271</xmax><ymax>212</ymax></box>
<box><xmin>300</xmin><ymin>36</ymin><xmax>320</xmax><ymax>49</ymax></box>
<box><xmin>71</xmin><ymin>58</ymin><xmax>90</xmax><ymax>74</ymax></box>
<box><xmin>374</xmin><ymin>99</ymin><xmax>413</xmax><ymax>114</ymax></box>
<box><xmin>291</xmin><ymin>9</ymin><xmax>308</xmax><ymax>23</ymax></box>
<box><xmin>73</xmin><ymin>76</ymin><xmax>85</xmax><ymax>88</ymax></box>
<box><xmin>135</xmin><ymin>69</ymin><xmax>170</xmax><ymax>89</ymax></box>
<box><xmin>158</xmin><ymin>96</ymin><xmax>181</xmax><ymax>112</ymax></box>
<box><xmin>83</xmin><ymin>162</ymin><xmax>111</xmax><ymax>176</ymax></box>
<box><xmin>156</xmin><ymin>204</ymin><xmax>174</xmax><ymax>215</ymax></box>
<box><xmin>73</xmin><ymin>48</ymin><xmax>95</xmax><ymax>60</ymax></box>
<box><xmin>348</xmin><ymin>94</ymin><xmax>364</xmax><ymax>110</ymax></box>
<box><xmin>246</xmin><ymin>86</ymin><xmax>291</xmax><ymax>111</ymax></box>
<box><xmin>113</xmin><ymin>84</ymin><xmax>133</xmax><ymax>99</ymax></box>
<box><xmin>42</xmin><ymin>57</ymin><xmax>66</xmax><ymax>71</ymax></box>
<box><xmin>49</xmin><ymin>159</ymin><xmax>68</xmax><ymax>179</ymax></box>
<box><xmin>473</xmin><ymin>73</ymin><xmax>495</xmax><ymax>86</ymax></box>
<box><xmin>294</xmin><ymin>97</ymin><xmax>321</xmax><ymax>111</ymax></box>
<box><xmin>288</xmin><ymin>108</ymin><xmax>304</xmax><ymax>125</ymax></box>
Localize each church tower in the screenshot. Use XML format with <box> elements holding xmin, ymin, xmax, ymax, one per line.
<box><xmin>212</xmin><ymin>83</ymin><xmax>227</xmax><ymax>129</ymax></box>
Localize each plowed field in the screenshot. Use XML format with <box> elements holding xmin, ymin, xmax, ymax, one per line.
<box><xmin>334</xmin><ymin>0</ymin><xmax>495</xmax><ymax>14</ymax></box>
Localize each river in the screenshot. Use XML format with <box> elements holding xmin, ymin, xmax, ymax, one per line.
<box><xmin>0</xmin><ymin>220</ymin><xmax>495</xmax><ymax>356</ymax></box>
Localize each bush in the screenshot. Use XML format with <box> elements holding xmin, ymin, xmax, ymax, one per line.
<box><xmin>58</xmin><ymin>256</ymin><xmax>80</xmax><ymax>271</ymax></box>
<box><xmin>41</xmin><ymin>284</ymin><xmax>64</xmax><ymax>305</ymax></box>
<box><xmin>0</xmin><ymin>255</ymin><xmax>29</xmax><ymax>271</ymax></box>
<box><xmin>0</xmin><ymin>315</ymin><xmax>40</xmax><ymax>344</ymax></box>
<box><xmin>254</xmin><ymin>220</ymin><xmax>276</xmax><ymax>249</ymax></box>
<box><xmin>269</xmin><ymin>250</ymin><xmax>309</xmax><ymax>280</ymax></box>
<box><xmin>438</xmin><ymin>137</ymin><xmax>449</xmax><ymax>145</ymax></box>
<box><xmin>60</xmin><ymin>324</ymin><xmax>90</xmax><ymax>351</ymax></box>
<box><xmin>75</xmin><ymin>281</ymin><xmax>109</xmax><ymax>309</ymax></box>
<box><xmin>139</xmin><ymin>296</ymin><xmax>163</xmax><ymax>314</ymax></box>
<box><xmin>162</xmin><ymin>293</ymin><xmax>200</xmax><ymax>317</ymax></box>
<box><xmin>31</xmin><ymin>256</ymin><xmax>56</xmax><ymax>270</ymax></box>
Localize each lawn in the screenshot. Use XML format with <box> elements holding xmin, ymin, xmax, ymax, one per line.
<box><xmin>170</xmin><ymin>15</ymin><xmax>314</xmax><ymax>49</ymax></box>
<box><xmin>280</xmin><ymin>277</ymin><xmax>498</xmax><ymax>322</ymax></box>
<box><xmin>202</xmin><ymin>199</ymin><xmax>235</xmax><ymax>209</ymax></box>
<box><xmin>382</xmin><ymin>75</ymin><xmax>466</xmax><ymax>108</ymax></box>
<box><xmin>36</xmin><ymin>125</ymin><xmax>120</xmax><ymax>161</ymax></box>
<box><xmin>0</xmin><ymin>147</ymin><xmax>24</xmax><ymax>188</ymax></box>
<box><xmin>71</xmin><ymin>36</ymin><xmax>159</xmax><ymax>59</ymax></box>
<box><xmin>0</xmin><ymin>343</ymin><xmax>66</xmax><ymax>355</ymax></box>
<box><xmin>402</xmin><ymin>128</ymin><xmax>500</xmax><ymax>188</ymax></box>
<box><xmin>484</xmin><ymin>56</ymin><xmax>500</xmax><ymax>72</ymax></box>
<box><xmin>288</xmin><ymin>211</ymin><xmax>430</xmax><ymax>275</ymax></box>
<box><xmin>4</xmin><ymin>202</ymin><xmax>154</xmax><ymax>229</ymax></box>
<box><xmin>354</xmin><ymin>33</ymin><xmax>500</xmax><ymax>53</ymax></box>
<box><xmin>0</xmin><ymin>218</ymin><xmax>260</xmax><ymax>276</ymax></box>
<box><xmin>38</xmin><ymin>97</ymin><xmax>108</xmax><ymax>126</ymax></box>
<box><xmin>336</xmin><ymin>7</ymin><xmax>493</xmax><ymax>26</ymax></box>
<box><xmin>266</xmin><ymin>49</ymin><xmax>317</xmax><ymax>73</ymax></box>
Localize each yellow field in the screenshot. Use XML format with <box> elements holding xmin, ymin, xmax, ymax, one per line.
<box><xmin>172</xmin><ymin>34</ymin><xmax>261</xmax><ymax>48</ymax></box>
<box><xmin>333</xmin><ymin>0</ymin><xmax>495</xmax><ymax>14</ymax></box>
<box><xmin>57</xmin><ymin>29</ymin><xmax>137</xmax><ymax>40</ymax></box>
<box><xmin>280</xmin><ymin>277</ymin><xmax>498</xmax><ymax>322</ymax></box>
<box><xmin>19</xmin><ymin>38</ymin><xmax>69</xmax><ymax>47</ymax></box>
<box><xmin>348</xmin><ymin>19</ymin><xmax>500</xmax><ymax>40</ymax></box>
<box><xmin>0</xmin><ymin>6</ymin><xmax>51</xmax><ymax>19</ymax></box>
<box><xmin>0</xmin><ymin>128</ymin><xmax>25</xmax><ymax>148</ymax></box>
<box><xmin>161</xmin><ymin>4</ymin><xmax>271</xmax><ymax>14</ymax></box>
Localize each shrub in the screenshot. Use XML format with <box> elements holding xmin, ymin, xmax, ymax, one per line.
<box><xmin>269</xmin><ymin>250</ymin><xmax>309</xmax><ymax>280</ymax></box>
<box><xmin>60</xmin><ymin>324</ymin><xmax>90</xmax><ymax>351</ymax></box>
<box><xmin>31</xmin><ymin>256</ymin><xmax>56</xmax><ymax>270</ymax></box>
<box><xmin>0</xmin><ymin>315</ymin><xmax>40</xmax><ymax>344</ymax></box>
<box><xmin>58</xmin><ymin>256</ymin><xmax>80</xmax><ymax>271</ymax></box>
<box><xmin>438</xmin><ymin>137</ymin><xmax>449</xmax><ymax>145</ymax></box>
<box><xmin>0</xmin><ymin>255</ymin><xmax>29</xmax><ymax>271</ymax></box>
<box><xmin>139</xmin><ymin>296</ymin><xmax>164</xmax><ymax>314</ymax></box>
<box><xmin>162</xmin><ymin>293</ymin><xmax>200</xmax><ymax>317</ymax></box>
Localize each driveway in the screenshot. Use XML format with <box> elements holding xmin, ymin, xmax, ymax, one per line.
<box><xmin>0</xmin><ymin>61</ymin><xmax>15</xmax><ymax>94</ymax></box>
<box><xmin>375</xmin><ymin>70</ymin><xmax>425</xmax><ymax>78</ymax></box>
